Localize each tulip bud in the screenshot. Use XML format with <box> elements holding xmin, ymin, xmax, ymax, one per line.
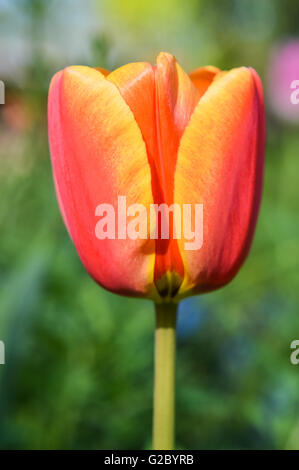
<box><xmin>48</xmin><ymin>53</ymin><xmax>265</xmax><ymax>302</ymax></box>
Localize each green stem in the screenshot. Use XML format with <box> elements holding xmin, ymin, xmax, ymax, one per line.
<box><xmin>153</xmin><ymin>302</ymin><xmax>178</xmax><ymax>450</ymax></box>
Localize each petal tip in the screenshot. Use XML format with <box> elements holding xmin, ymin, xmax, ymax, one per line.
<box><xmin>156</xmin><ymin>51</ymin><xmax>176</xmax><ymax>66</ymax></box>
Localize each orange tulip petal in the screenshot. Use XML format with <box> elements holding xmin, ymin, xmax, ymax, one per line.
<box><xmin>94</xmin><ymin>66</ymin><xmax>110</xmax><ymax>76</ymax></box>
<box><xmin>107</xmin><ymin>62</ymin><xmax>156</xmax><ymax>169</ymax></box>
<box><xmin>155</xmin><ymin>52</ymin><xmax>201</xmax><ymax>199</ymax></box>
<box><xmin>153</xmin><ymin>53</ymin><xmax>201</xmax><ymax>290</ymax></box>
<box><xmin>107</xmin><ymin>54</ymin><xmax>202</xmax><ymax>297</ymax></box>
<box><xmin>174</xmin><ymin>67</ymin><xmax>265</xmax><ymax>297</ymax></box>
<box><xmin>189</xmin><ymin>65</ymin><xmax>221</xmax><ymax>97</ymax></box>
<box><xmin>48</xmin><ymin>66</ymin><xmax>157</xmax><ymax>298</ymax></box>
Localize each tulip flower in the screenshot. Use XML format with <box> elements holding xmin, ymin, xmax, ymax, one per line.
<box><xmin>48</xmin><ymin>52</ymin><xmax>265</xmax><ymax>450</ymax></box>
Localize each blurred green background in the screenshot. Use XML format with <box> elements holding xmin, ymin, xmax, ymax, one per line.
<box><xmin>0</xmin><ymin>0</ymin><xmax>299</xmax><ymax>450</ymax></box>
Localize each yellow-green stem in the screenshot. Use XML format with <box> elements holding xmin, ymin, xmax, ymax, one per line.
<box><xmin>153</xmin><ymin>302</ymin><xmax>178</xmax><ymax>450</ymax></box>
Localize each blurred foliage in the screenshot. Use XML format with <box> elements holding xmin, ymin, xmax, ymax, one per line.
<box><xmin>0</xmin><ymin>0</ymin><xmax>299</xmax><ymax>450</ymax></box>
